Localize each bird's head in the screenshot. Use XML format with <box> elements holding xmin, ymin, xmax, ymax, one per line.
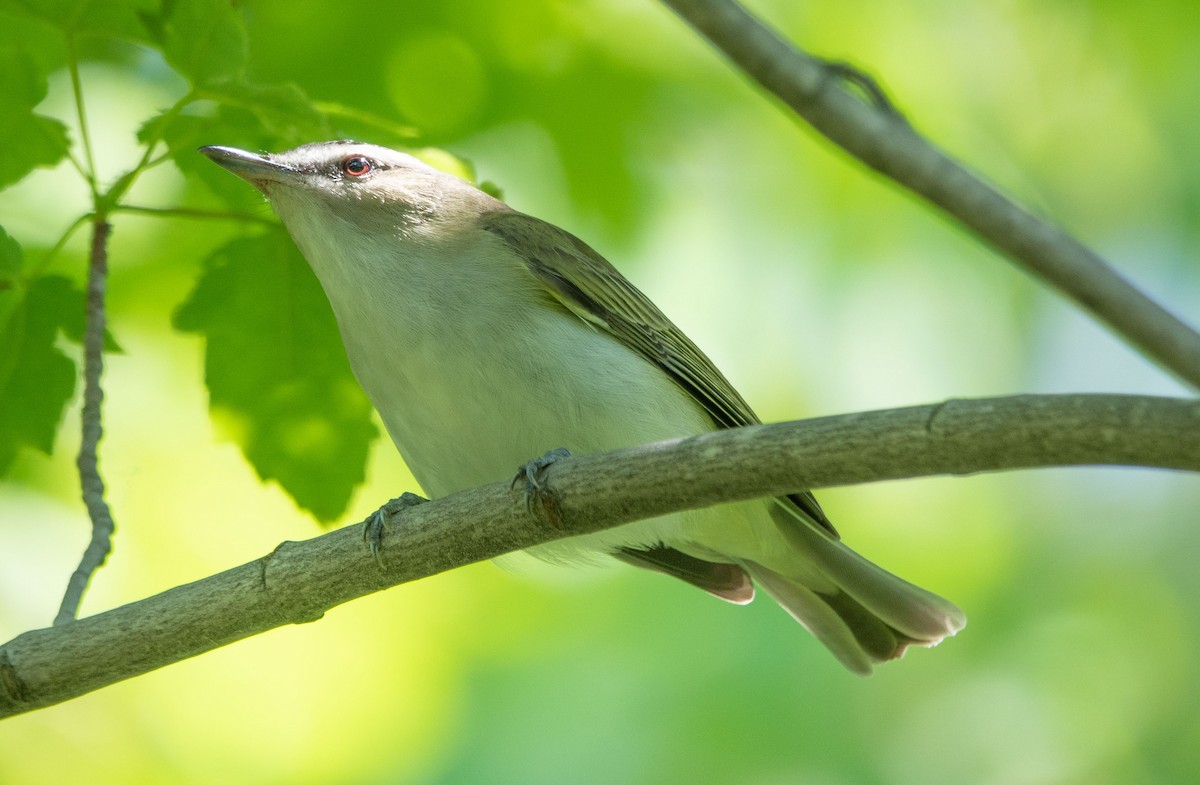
<box><xmin>200</xmin><ymin>140</ymin><xmax>497</xmax><ymax>237</ymax></box>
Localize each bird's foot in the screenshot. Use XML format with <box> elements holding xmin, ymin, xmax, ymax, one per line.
<box><xmin>512</xmin><ymin>447</ymin><xmax>572</xmax><ymax>526</ymax></box>
<box><xmin>363</xmin><ymin>492</ymin><xmax>429</xmax><ymax>568</ymax></box>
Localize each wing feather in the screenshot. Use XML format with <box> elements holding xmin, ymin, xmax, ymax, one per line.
<box><xmin>481</xmin><ymin>210</ymin><xmax>834</xmax><ymax>534</ymax></box>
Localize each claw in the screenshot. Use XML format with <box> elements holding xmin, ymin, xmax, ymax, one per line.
<box><xmin>363</xmin><ymin>492</ymin><xmax>428</xmax><ymax>568</ymax></box>
<box><xmin>512</xmin><ymin>448</ymin><xmax>571</xmax><ymax>525</ymax></box>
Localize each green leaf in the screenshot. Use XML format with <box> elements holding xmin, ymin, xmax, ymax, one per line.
<box><xmin>0</xmin><ymin>45</ymin><xmax>50</xmax><ymax>113</ymax></box>
<box><xmin>173</xmin><ymin>230</ymin><xmax>378</xmax><ymax>522</ymax></box>
<box><xmin>0</xmin><ymin>113</ymin><xmax>71</xmax><ymax>189</ymax></box>
<box><xmin>138</xmin><ymin>108</ymin><xmax>223</xmax><ymax>166</ymax></box>
<box><xmin>161</xmin><ymin>0</ymin><xmax>248</xmax><ymax>87</ymax></box>
<box><xmin>139</xmin><ymin>106</ymin><xmax>270</xmax><ymax>206</ymax></box>
<box><xmin>0</xmin><ymin>47</ymin><xmax>71</xmax><ymax>187</ymax></box>
<box><xmin>142</xmin><ymin>79</ymin><xmax>330</xmax><ymax>206</ymax></box>
<box><xmin>0</xmin><ymin>271</ymin><xmax>82</xmax><ymax>476</ymax></box>
<box><xmin>0</xmin><ymin>226</ymin><xmax>20</xmax><ymax>280</ymax></box>
<box><xmin>0</xmin><ymin>8</ymin><xmax>62</xmax><ymax>72</ymax></box>
<box><xmin>204</xmin><ymin>81</ymin><xmax>332</xmax><ymax>140</ymax></box>
<box><xmin>0</xmin><ymin>226</ymin><xmax>23</xmax><ymax>339</ymax></box>
<box><xmin>1</xmin><ymin>0</ymin><xmax>154</xmax><ymax>40</ymax></box>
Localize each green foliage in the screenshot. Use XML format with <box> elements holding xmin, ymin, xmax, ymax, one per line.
<box><xmin>3</xmin><ymin>0</ymin><xmax>154</xmax><ymax>40</ymax></box>
<box><xmin>0</xmin><ymin>227</ymin><xmax>122</xmax><ymax>475</ymax></box>
<box><xmin>204</xmin><ymin>82</ymin><xmax>331</xmax><ymax>140</ymax></box>
<box><xmin>0</xmin><ymin>0</ymin><xmax>472</xmax><ymax>519</ymax></box>
<box><xmin>158</xmin><ymin>0</ymin><xmax>247</xmax><ymax>86</ymax></box>
<box><xmin>0</xmin><ymin>227</ymin><xmax>19</xmax><ymax>280</ymax></box>
<box><xmin>0</xmin><ymin>47</ymin><xmax>70</xmax><ymax>188</ymax></box>
<box><xmin>0</xmin><ymin>255</ymin><xmax>82</xmax><ymax>474</ymax></box>
<box><xmin>173</xmin><ymin>231</ymin><xmax>377</xmax><ymax>522</ymax></box>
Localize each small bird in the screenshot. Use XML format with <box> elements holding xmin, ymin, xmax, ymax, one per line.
<box><xmin>201</xmin><ymin>141</ymin><xmax>964</xmax><ymax>673</ymax></box>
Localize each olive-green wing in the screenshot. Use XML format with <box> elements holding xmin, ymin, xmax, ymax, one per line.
<box><xmin>481</xmin><ymin>210</ymin><xmax>834</xmax><ymax>533</ymax></box>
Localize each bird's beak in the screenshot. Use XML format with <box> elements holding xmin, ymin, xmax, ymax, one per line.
<box><xmin>199</xmin><ymin>145</ymin><xmax>297</xmax><ymax>190</ymax></box>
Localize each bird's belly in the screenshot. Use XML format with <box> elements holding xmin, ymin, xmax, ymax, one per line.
<box><xmin>345</xmin><ymin>308</ymin><xmax>732</xmax><ymax>562</ymax></box>
<box><xmin>351</xmin><ymin>307</ymin><xmax>714</xmax><ymax>497</ymax></box>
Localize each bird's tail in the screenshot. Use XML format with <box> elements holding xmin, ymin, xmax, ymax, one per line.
<box><xmin>745</xmin><ymin>500</ymin><xmax>966</xmax><ymax>675</ymax></box>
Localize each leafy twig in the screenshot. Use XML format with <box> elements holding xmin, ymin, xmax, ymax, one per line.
<box><xmin>52</xmin><ymin>35</ymin><xmax>121</xmax><ymax>625</ymax></box>
<box><xmin>659</xmin><ymin>0</ymin><xmax>1200</xmax><ymax>391</ymax></box>
<box><xmin>103</xmin><ymin>91</ymin><xmax>200</xmax><ymax>209</ymax></box>
<box><xmin>54</xmin><ymin>219</ymin><xmax>117</xmax><ymax>626</ymax></box>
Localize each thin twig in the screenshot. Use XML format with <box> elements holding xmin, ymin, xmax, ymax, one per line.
<box><xmin>66</xmin><ymin>35</ymin><xmax>98</xmax><ymax>200</ymax></box>
<box><xmin>54</xmin><ymin>219</ymin><xmax>116</xmax><ymax>626</ymax></box>
<box><xmin>64</xmin><ymin>150</ymin><xmax>91</xmax><ymax>184</ymax></box>
<box><xmin>5</xmin><ymin>393</ymin><xmax>1199</xmax><ymax>715</ymax></box>
<box><xmin>31</xmin><ymin>213</ymin><xmax>93</xmax><ymax>278</ymax></box>
<box><xmin>658</xmin><ymin>0</ymin><xmax>1200</xmax><ymax>391</ymax></box>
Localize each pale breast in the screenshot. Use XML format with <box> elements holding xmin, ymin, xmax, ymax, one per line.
<box><xmin>359</xmin><ymin>286</ymin><xmax>717</xmax><ymax>499</ymax></box>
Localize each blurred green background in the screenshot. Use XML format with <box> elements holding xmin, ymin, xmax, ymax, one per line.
<box><xmin>2</xmin><ymin>0</ymin><xmax>1200</xmax><ymax>783</ymax></box>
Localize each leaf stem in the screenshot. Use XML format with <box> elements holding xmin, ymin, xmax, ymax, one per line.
<box><xmin>64</xmin><ymin>150</ymin><xmax>91</xmax><ymax>183</ymax></box>
<box><xmin>66</xmin><ymin>35</ymin><xmax>99</xmax><ymax>200</ymax></box>
<box><xmin>31</xmin><ymin>213</ymin><xmax>93</xmax><ymax>278</ymax></box>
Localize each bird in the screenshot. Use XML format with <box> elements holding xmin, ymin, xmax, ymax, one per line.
<box><xmin>201</xmin><ymin>140</ymin><xmax>965</xmax><ymax>674</ymax></box>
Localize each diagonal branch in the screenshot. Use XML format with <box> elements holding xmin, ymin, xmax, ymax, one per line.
<box><xmin>659</xmin><ymin>0</ymin><xmax>1200</xmax><ymax>391</ymax></box>
<box><xmin>3</xmin><ymin>394</ymin><xmax>1198</xmax><ymax>718</ymax></box>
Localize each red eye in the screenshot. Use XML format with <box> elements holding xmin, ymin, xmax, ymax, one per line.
<box><xmin>342</xmin><ymin>156</ymin><xmax>373</xmax><ymax>177</ymax></box>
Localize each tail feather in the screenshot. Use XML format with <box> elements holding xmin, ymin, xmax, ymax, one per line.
<box><xmin>747</xmin><ymin>564</ymin><xmax>874</xmax><ymax>674</ymax></box>
<box><xmin>768</xmin><ymin>500</ymin><xmax>966</xmax><ymax>645</ymax></box>
<box><xmin>610</xmin><ymin>498</ymin><xmax>964</xmax><ymax>674</ymax></box>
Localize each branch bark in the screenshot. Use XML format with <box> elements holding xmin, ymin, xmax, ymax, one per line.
<box><xmin>658</xmin><ymin>0</ymin><xmax>1200</xmax><ymax>391</ymax></box>
<box><xmin>56</xmin><ymin>218</ymin><xmax>116</xmax><ymax>626</ymax></box>
<box><xmin>3</xmin><ymin>394</ymin><xmax>1198</xmax><ymax>718</ymax></box>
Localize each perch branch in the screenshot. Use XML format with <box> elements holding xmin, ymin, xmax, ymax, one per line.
<box><xmin>3</xmin><ymin>394</ymin><xmax>1198</xmax><ymax>717</ymax></box>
